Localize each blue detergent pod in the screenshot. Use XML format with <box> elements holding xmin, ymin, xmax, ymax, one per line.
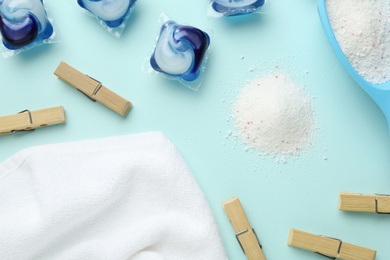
<box><xmin>210</xmin><ymin>0</ymin><xmax>265</xmax><ymax>17</ymax></box>
<box><xmin>0</xmin><ymin>0</ymin><xmax>53</xmax><ymax>50</ymax></box>
<box><xmin>77</xmin><ymin>0</ymin><xmax>136</xmax><ymax>28</ymax></box>
<box><xmin>150</xmin><ymin>21</ymin><xmax>210</xmax><ymax>82</ymax></box>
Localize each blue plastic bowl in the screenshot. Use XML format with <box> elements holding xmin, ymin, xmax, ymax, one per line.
<box><xmin>318</xmin><ymin>0</ymin><xmax>390</xmax><ymax>128</ymax></box>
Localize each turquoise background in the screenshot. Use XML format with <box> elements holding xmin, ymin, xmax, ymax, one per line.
<box><xmin>1</xmin><ymin>0</ymin><xmax>389</xmax><ymax>259</ymax></box>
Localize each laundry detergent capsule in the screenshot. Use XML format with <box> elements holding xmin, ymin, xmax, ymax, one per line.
<box><xmin>77</xmin><ymin>0</ymin><xmax>136</xmax><ymax>28</ymax></box>
<box><xmin>209</xmin><ymin>0</ymin><xmax>266</xmax><ymax>17</ymax></box>
<box><xmin>150</xmin><ymin>20</ymin><xmax>210</xmax><ymax>82</ymax></box>
<box><xmin>0</xmin><ymin>0</ymin><xmax>53</xmax><ymax>50</ymax></box>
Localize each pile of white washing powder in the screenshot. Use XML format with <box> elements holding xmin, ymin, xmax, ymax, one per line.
<box><xmin>326</xmin><ymin>0</ymin><xmax>390</xmax><ymax>84</ymax></box>
<box><xmin>233</xmin><ymin>74</ymin><xmax>314</xmax><ymax>155</ymax></box>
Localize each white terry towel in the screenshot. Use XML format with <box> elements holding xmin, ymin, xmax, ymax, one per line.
<box><xmin>0</xmin><ymin>132</ymin><xmax>227</xmax><ymax>260</ymax></box>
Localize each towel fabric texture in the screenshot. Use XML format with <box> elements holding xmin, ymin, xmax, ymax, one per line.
<box><xmin>0</xmin><ymin>132</ymin><xmax>227</xmax><ymax>259</ymax></box>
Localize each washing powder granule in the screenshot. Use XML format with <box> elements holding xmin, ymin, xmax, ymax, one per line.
<box><xmin>327</xmin><ymin>0</ymin><xmax>390</xmax><ymax>84</ymax></box>
<box><xmin>233</xmin><ymin>74</ymin><xmax>314</xmax><ymax>155</ymax></box>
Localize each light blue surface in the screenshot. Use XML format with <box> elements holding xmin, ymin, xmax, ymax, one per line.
<box><xmin>0</xmin><ymin>1</ymin><xmax>389</xmax><ymax>259</ymax></box>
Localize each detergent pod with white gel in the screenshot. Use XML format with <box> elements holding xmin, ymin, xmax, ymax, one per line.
<box><xmin>148</xmin><ymin>14</ymin><xmax>211</xmax><ymax>91</ymax></box>
<box><xmin>0</xmin><ymin>0</ymin><xmax>56</xmax><ymax>57</ymax></box>
<box><xmin>207</xmin><ymin>0</ymin><xmax>268</xmax><ymax>17</ymax></box>
<box><xmin>77</xmin><ymin>0</ymin><xmax>136</xmax><ymax>38</ymax></box>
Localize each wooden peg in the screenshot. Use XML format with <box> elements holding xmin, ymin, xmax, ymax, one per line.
<box><xmin>288</xmin><ymin>229</ymin><xmax>376</xmax><ymax>260</ymax></box>
<box><xmin>0</xmin><ymin>106</ymin><xmax>65</xmax><ymax>136</ymax></box>
<box><xmin>339</xmin><ymin>192</ymin><xmax>390</xmax><ymax>214</ymax></box>
<box><xmin>54</xmin><ymin>61</ymin><xmax>132</xmax><ymax>117</ymax></box>
<box><xmin>222</xmin><ymin>196</ymin><xmax>266</xmax><ymax>260</ymax></box>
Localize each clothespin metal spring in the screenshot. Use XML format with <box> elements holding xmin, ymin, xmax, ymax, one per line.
<box><xmin>10</xmin><ymin>110</ymin><xmax>35</xmax><ymax>134</ymax></box>
<box><xmin>235</xmin><ymin>228</ymin><xmax>263</xmax><ymax>254</ymax></box>
<box><xmin>80</xmin><ymin>75</ymin><xmax>103</xmax><ymax>102</ymax></box>
<box><xmin>315</xmin><ymin>236</ymin><xmax>342</xmax><ymax>259</ymax></box>
<box><xmin>375</xmin><ymin>194</ymin><xmax>390</xmax><ymax>214</ymax></box>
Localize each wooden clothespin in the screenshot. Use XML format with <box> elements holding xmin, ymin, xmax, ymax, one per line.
<box><xmin>222</xmin><ymin>196</ymin><xmax>266</xmax><ymax>260</ymax></box>
<box><xmin>54</xmin><ymin>61</ymin><xmax>132</xmax><ymax>117</ymax></box>
<box><xmin>0</xmin><ymin>106</ymin><xmax>65</xmax><ymax>136</ymax></box>
<box><xmin>339</xmin><ymin>192</ymin><xmax>390</xmax><ymax>214</ymax></box>
<box><xmin>288</xmin><ymin>229</ymin><xmax>376</xmax><ymax>260</ymax></box>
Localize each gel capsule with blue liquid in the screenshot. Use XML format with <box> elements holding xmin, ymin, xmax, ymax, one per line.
<box><xmin>0</xmin><ymin>0</ymin><xmax>53</xmax><ymax>50</ymax></box>
<box><xmin>78</xmin><ymin>0</ymin><xmax>136</xmax><ymax>28</ymax></box>
<box><xmin>150</xmin><ymin>21</ymin><xmax>210</xmax><ymax>82</ymax></box>
<box><xmin>210</xmin><ymin>0</ymin><xmax>265</xmax><ymax>16</ymax></box>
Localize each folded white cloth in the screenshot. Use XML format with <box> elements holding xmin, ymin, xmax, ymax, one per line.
<box><xmin>0</xmin><ymin>132</ymin><xmax>227</xmax><ymax>260</ymax></box>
